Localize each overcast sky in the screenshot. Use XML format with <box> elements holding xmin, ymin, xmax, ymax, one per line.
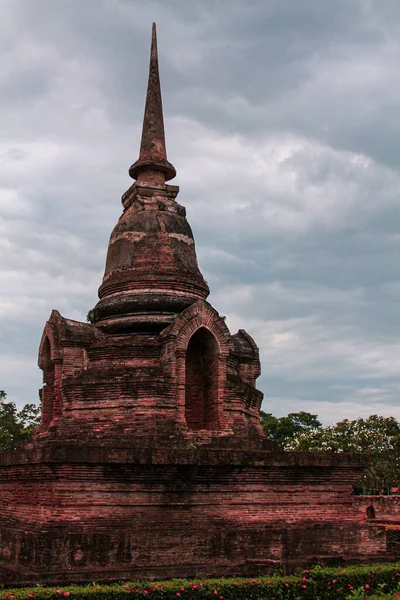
<box><xmin>1</xmin><ymin>0</ymin><xmax>400</xmax><ymax>424</ymax></box>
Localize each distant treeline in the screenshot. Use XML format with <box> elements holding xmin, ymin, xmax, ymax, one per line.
<box><xmin>261</xmin><ymin>410</ymin><xmax>400</xmax><ymax>494</ymax></box>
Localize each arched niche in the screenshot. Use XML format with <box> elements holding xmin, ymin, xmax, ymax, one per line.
<box><xmin>185</xmin><ymin>327</ymin><xmax>219</xmax><ymax>430</ymax></box>
<box><xmin>160</xmin><ymin>300</ymin><xmax>232</xmax><ymax>432</ymax></box>
<box><xmin>40</xmin><ymin>336</ymin><xmax>55</xmax><ymax>428</ymax></box>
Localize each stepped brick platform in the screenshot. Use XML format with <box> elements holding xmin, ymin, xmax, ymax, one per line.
<box><xmin>0</xmin><ymin>23</ymin><xmax>394</xmax><ymax>586</ymax></box>
<box><xmin>0</xmin><ymin>444</ymin><xmax>387</xmax><ymax>584</ymax></box>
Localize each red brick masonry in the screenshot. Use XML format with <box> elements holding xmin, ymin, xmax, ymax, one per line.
<box><xmin>0</xmin><ymin>444</ymin><xmax>389</xmax><ymax>585</ymax></box>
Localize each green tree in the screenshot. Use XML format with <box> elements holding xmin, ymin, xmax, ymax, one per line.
<box><xmin>260</xmin><ymin>410</ymin><xmax>322</xmax><ymax>446</ymax></box>
<box><xmin>285</xmin><ymin>414</ymin><xmax>400</xmax><ymax>495</ymax></box>
<box><xmin>0</xmin><ymin>390</ymin><xmax>41</xmax><ymax>452</ymax></box>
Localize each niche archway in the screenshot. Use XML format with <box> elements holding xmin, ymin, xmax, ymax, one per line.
<box><xmin>40</xmin><ymin>336</ymin><xmax>55</xmax><ymax>428</ymax></box>
<box><xmin>185</xmin><ymin>327</ymin><xmax>219</xmax><ymax>430</ymax></box>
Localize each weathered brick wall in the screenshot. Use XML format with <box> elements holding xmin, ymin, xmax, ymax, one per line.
<box><xmin>35</xmin><ymin>300</ymin><xmax>265</xmax><ymax>444</ymax></box>
<box><xmin>0</xmin><ymin>445</ymin><xmax>387</xmax><ymax>584</ymax></box>
<box><xmin>354</xmin><ymin>496</ymin><xmax>400</xmax><ymax>520</ymax></box>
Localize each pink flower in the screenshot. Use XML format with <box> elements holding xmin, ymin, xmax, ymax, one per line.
<box><xmin>181</xmin><ymin>588</ymin><xmax>185</xmax><ymax>592</ymax></box>
<box><xmin>176</xmin><ymin>594</ymin><xmax>181</xmax><ymax>597</ymax></box>
<box><xmin>285</xmin><ymin>583</ymin><xmax>289</xmax><ymax>587</ymax></box>
<box><xmin>28</xmin><ymin>595</ymin><xmax>34</xmax><ymax>598</ymax></box>
<box><xmin>63</xmin><ymin>594</ymin><xmax>70</xmax><ymax>598</ymax></box>
<box><xmin>302</xmin><ymin>585</ymin><xmax>307</xmax><ymax>588</ymax></box>
<box><xmin>365</xmin><ymin>584</ymin><xmax>370</xmax><ymax>589</ymax></box>
<box><xmin>56</xmin><ymin>591</ymin><xmax>62</xmax><ymax>595</ymax></box>
<box><xmin>332</xmin><ymin>580</ymin><xmax>337</xmax><ymax>584</ymax></box>
<box><xmin>213</xmin><ymin>591</ymin><xmax>218</xmax><ymax>595</ymax></box>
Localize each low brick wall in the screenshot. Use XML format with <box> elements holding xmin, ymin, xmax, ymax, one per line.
<box><xmin>354</xmin><ymin>496</ymin><xmax>400</xmax><ymax>520</ymax></box>
<box><xmin>0</xmin><ymin>444</ymin><xmax>389</xmax><ymax>585</ymax></box>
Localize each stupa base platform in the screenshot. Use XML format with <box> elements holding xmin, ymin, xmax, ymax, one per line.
<box><xmin>0</xmin><ymin>442</ymin><xmax>391</xmax><ymax>585</ymax></box>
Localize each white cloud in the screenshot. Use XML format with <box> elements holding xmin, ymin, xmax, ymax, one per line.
<box><xmin>225</xmin><ymin>310</ymin><xmax>400</xmax><ymax>382</ymax></box>
<box><xmin>171</xmin><ymin>117</ymin><xmax>400</xmax><ymax>239</ymax></box>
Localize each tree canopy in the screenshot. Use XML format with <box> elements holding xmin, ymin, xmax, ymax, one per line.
<box><xmin>0</xmin><ymin>390</ymin><xmax>41</xmax><ymax>452</ymax></box>
<box><xmin>260</xmin><ymin>410</ymin><xmax>322</xmax><ymax>446</ymax></box>
<box><xmin>260</xmin><ymin>410</ymin><xmax>400</xmax><ymax>495</ymax></box>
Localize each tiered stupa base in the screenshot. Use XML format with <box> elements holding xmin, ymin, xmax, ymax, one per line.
<box><xmin>0</xmin><ymin>441</ymin><xmax>390</xmax><ymax>586</ymax></box>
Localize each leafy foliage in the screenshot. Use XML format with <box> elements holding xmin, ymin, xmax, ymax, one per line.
<box><xmin>260</xmin><ymin>410</ymin><xmax>322</xmax><ymax>446</ymax></box>
<box><xmin>86</xmin><ymin>310</ymin><xmax>97</xmax><ymax>324</ymax></box>
<box><xmin>2</xmin><ymin>563</ymin><xmax>400</xmax><ymax>600</ymax></box>
<box><xmin>263</xmin><ymin>411</ymin><xmax>400</xmax><ymax>495</ymax></box>
<box><xmin>0</xmin><ymin>390</ymin><xmax>41</xmax><ymax>452</ymax></box>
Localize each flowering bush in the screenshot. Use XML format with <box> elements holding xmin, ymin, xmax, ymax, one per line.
<box><xmin>2</xmin><ymin>563</ymin><xmax>400</xmax><ymax>600</ymax></box>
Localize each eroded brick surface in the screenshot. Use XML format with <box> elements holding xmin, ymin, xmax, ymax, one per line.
<box><xmin>0</xmin><ymin>445</ymin><xmax>388</xmax><ymax>584</ymax></box>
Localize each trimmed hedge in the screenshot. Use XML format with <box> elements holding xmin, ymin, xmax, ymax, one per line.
<box><xmin>369</xmin><ymin>596</ymin><xmax>400</xmax><ymax>599</ymax></box>
<box><xmin>2</xmin><ymin>563</ymin><xmax>400</xmax><ymax>600</ymax></box>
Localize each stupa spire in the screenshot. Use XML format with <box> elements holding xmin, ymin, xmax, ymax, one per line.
<box><xmin>129</xmin><ymin>23</ymin><xmax>176</xmax><ymax>182</ymax></box>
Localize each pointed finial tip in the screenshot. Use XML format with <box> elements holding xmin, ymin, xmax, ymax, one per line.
<box><xmin>129</xmin><ymin>20</ymin><xmax>176</xmax><ymax>182</ymax></box>
<box><xmin>151</xmin><ymin>22</ymin><xmax>157</xmax><ymax>54</ymax></box>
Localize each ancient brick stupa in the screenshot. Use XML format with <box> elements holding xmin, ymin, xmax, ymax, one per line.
<box><xmin>0</xmin><ymin>24</ymin><xmax>390</xmax><ymax>585</ymax></box>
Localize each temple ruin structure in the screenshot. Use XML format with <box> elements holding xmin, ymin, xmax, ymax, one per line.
<box><xmin>0</xmin><ymin>24</ymin><xmax>394</xmax><ymax>585</ymax></box>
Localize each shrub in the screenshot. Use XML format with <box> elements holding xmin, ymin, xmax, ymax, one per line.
<box><xmin>2</xmin><ymin>562</ymin><xmax>400</xmax><ymax>600</ymax></box>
